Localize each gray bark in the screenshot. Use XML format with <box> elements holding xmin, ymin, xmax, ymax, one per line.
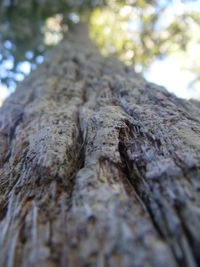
<box><xmin>0</xmin><ymin>25</ymin><xmax>200</xmax><ymax>267</ymax></box>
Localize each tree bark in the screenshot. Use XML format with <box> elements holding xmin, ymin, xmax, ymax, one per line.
<box><xmin>0</xmin><ymin>25</ymin><xmax>200</xmax><ymax>267</ymax></box>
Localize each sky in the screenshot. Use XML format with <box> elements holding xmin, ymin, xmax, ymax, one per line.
<box><xmin>0</xmin><ymin>0</ymin><xmax>200</xmax><ymax>106</ymax></box>
<box><xmin>144</xmin><ymin>0</ymin><xmax>200</xmax><ymax>100</ymax></box>
<box><xmin>144</xmin><ymin>56</ymin><xmax>198</xmax><ymax>99</ymax></box>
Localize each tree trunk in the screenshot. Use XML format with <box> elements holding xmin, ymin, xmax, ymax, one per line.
<box><xmin>0</xmin><ymin>24</ymin><xmax>200</xmax><ymax>267</ymax></box>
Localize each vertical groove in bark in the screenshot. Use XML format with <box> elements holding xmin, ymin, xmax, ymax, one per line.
<box><xmin>0</xmin><ymin>24</ymin><xmax>200</xmax><ymax>267</ymax></box>
<box><xmin>115</xmin><ymin>79</ymin><xmax>200</xmax><ymax>266</ymax></box>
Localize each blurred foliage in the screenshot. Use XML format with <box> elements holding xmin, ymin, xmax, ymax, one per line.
<box><xmin>0</xmin><ymin>0</ymin><xmax>102</xmax><ymax>87</ymax></box>
<box><xmin>89</xmin><ymin>1</ymin><xmax>200</xmax><ymax>74</ymax></box>
<box><xmin>0</xmin><ymin>0</ymin><xmax>200</xmax><ymax>92</ymax></box>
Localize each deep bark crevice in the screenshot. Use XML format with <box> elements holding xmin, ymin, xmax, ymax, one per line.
<box><xmin>118</xmin><ymin>140</ymin><xmax>165</xmax><ymax>238</ymax></box>
<box><xmin>62</xmin><ymin>110</ymin><xmax>86</xmax><ymax>209</ymax></box>
<box><xmin>118</xmin><ymin>130</ymin><xmax>198</xmax><ymax>267</ymax></box>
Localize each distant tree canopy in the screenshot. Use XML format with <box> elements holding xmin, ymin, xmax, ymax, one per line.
<box><xmin>0</xmin><ymin>0</ymin><xmax>200</xmax><ymax>91</ymax></box>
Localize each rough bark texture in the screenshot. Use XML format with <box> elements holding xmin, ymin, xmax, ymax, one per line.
<box><xmin>0</xmin><ymin>25</ymin><xmax>200</xmax><ymax>267</ymax></box>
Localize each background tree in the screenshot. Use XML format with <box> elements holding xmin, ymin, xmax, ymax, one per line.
<box><xmin>0</xmin><ymin>0</ymin><xmax>200</xmax><ymax>93</ymax></box>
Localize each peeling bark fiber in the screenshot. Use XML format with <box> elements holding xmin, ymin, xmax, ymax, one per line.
<box><xmin>0</xmin><ymin>25</ymin><xmax>200</xmax><ymax>267</ymax></box>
